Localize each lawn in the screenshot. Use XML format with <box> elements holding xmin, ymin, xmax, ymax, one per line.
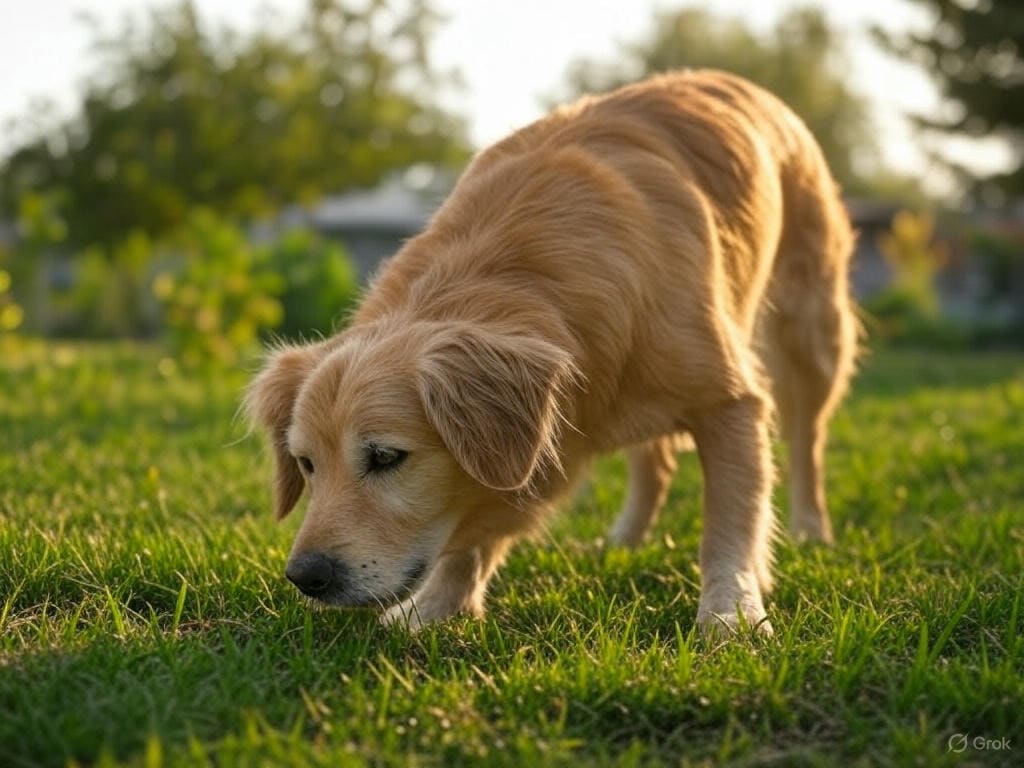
<box><xmin>1</xmin><ymin>339</ymin><xmax>1022</xmax><ymax>767</ymax></box>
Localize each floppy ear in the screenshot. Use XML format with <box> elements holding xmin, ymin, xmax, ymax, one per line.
<box><xmin>416</xmin><ymin>327</ymin><xmax>579</xmax><ymax>491</ymax></box>
<box><xmin>244</xmin><ymin>343</ymin><xmax>324</xmax><ymax>519</ymax></box>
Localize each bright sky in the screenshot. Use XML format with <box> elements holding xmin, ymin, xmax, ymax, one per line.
<box><xmin>0</xmin><ymin>0</ymin><xmax>1013</xmax><ymax>196</ymax></box>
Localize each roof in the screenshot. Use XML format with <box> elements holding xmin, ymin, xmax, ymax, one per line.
<box><xmin>308</xmin><ymin>177</ymin><xmax>437</xmax><ymax>234</ymax></box>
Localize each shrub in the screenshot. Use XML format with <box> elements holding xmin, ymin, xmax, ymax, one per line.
<box><xmin>8</xmin><ymin>192</ymin><xmax>67</xmax><ymax>334</ymax></box>
<box><xmin>0</xmin><ymin>261</ymin><xmax>23</xmax><ymax>334</ymax></box>
<box><xmin>50</xmin><ymin>232</ymin><xmax>157</xmax><ymax>338</ymax></box>
<box><xmin>865</xmin><ymin>210</ymin><xmax>950</xmax><ymax>343</ymax></box>
<box><xmin>153</xmin><ymin>210</ymin><xmax>283</xmax><ymax>367</ymax></box>
<box><xmin>9</xmin><ymin>189</ymin><xmax>363</xmax><ymax>355</ymax></box>
<box><xmin>266</xmin><ymin>228</ymin><xmax>360</xmax><ymax>340</ymax></box>
<box><xmin>969</xmin><ymin>226</ymin><xmax>1024</xmax><ymax>316</ymax></box>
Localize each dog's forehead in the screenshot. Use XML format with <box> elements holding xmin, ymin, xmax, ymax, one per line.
<box><xmin>292</xmin><ymin>332</ymin><xmax>422</xmax><ymax>441</ymax></box>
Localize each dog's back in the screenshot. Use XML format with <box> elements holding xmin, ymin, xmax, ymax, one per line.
<box><xmin>482</xmin><ymin>70</ymin><xmax>851</xmax><ymax>332</ymax></box>
<box><xmin>358</xmin><ymin>70</ymin><xmax>856</xmax><ymax>452</ymax></box>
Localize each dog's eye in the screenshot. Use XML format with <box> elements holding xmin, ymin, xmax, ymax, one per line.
<box><xmin>297</xmin><ymin>456</ymin><xmax>314</xmax><ymax>474</ymax></box>
<box><xmin>366</xmin><ymin>445</ymin><xmax>407</xmax><ymax>474</ymax></box>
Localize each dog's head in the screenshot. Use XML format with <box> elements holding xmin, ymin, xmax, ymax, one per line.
<box><xmin>245</xmin><ymin>321</ymin><xmax>577</xmax><ymax>608</ymax></box>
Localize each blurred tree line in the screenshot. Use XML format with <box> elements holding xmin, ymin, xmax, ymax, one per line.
<box><xmin>2</xmin><ymin>1</ymin><xmax>1019</xmax><ymax>360</ymax></box>
<box><xmin>874</xmin><ymin>0</ymin><xmax>1024</xmax><ymax>344</ymax></box>
<box><xmin>0</xmin><ymin>0</ymin><xmax>470</xmax><ymax>363</ymax></box>
<box><xmin>1</xmin><ymin>0</ymin><xmax>469</xmax><ymax>248</ymax></box>
<box><xmin>874</xmin><ymin>0</ymin><xmax>1024</xmax><ymax>205</ymax></box>
<box><xmin>554</xmin><ymin>6</ymin><xmax>917</xmax><ymax>201</ymax></box>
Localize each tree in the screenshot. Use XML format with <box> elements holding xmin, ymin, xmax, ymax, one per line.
<box><xmin>873</xmin><ymin>0</ymin><xmax>1024</xmax><ymax>202</ymax></box>
<box><xmin>0</xmin><ymin>0</ymin><xmax>470</xmax><ymax>249</ymax></box>
<box><xmin>554</xmin><ymin>7</ymin><xmax>879</xmax><ymax>195</ymax></box>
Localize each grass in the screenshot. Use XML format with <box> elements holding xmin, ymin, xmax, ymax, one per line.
<box><xmin>1</xmin><ymin>338</ymin><xmax>1022</xmax><ymax>767</ymax></box>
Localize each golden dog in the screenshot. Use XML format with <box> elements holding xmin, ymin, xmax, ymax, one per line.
<box><xmin>246</xmin><ymin>70</ymin><xmax>858</xmax><ymax>635</ymax></box>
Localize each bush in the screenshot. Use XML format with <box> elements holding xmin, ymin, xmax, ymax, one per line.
<box><xmin>7</xmin><ymin>192</ymin><xmax>67</xmax><ymax>334</ymax></box>
<box><xmin>0</xmin><ymin>261</ymin><xmax>23</xmax><ymax>334</ymax></box>
<box><xmin>266</xmin><ymin>228</ymin><xmax>360</xmax><ymax>340</ymax></box>
<box><xmin>48</xmin><ymin>232</ymin><xmax>158</xmax><ymax>338</ymax></box>
<box><xmin>878</xmin><ymin>210</ymin><xmax>947</xmax><ymax>311</ymax></box>
<box><xmin>969</xmin><ymin>227</ymin><xmax>1024</xmax><ymax>332</ymax></box>
<box><xmin>153</xmin><ymin>210</ymin><xmax>283</xmax><ymax>367</ymax></box>
<box><xmin>865</xmin><ymin>210</ymin><xmax>951</xmax><ymax>345</ymax></box>
<box><xmin>7</xmin><ymin>189</ymin><xmax>363</xmax><ymax>358</ymax></box>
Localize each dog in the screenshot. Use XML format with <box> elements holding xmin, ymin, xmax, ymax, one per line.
<box><xmin>246</xmin><ymin>70</ymin><xmax>858</xmax><ymax>635</ymax></box>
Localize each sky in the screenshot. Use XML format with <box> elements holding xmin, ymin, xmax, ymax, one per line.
<box><xmin>0</xmin><ymin>0</ymin><xmax>1013</xmax><ymax>196</ymax></box>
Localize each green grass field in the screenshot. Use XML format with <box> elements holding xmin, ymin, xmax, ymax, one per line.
<box><xmin>1</xmin><ymin>339</ymin><xmax>1022</xmax><ymax>767</ymax></box>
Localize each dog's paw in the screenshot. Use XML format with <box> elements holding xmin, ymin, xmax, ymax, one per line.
<box><xmin>696</xmin><ymin>608</ymin><xmax>774</xmax><ymax>639</ymax></box>
<box><xmin>380</xmin><ymin>599</ymin><xmax>425</xmax><ymax>632</ymax></box>
<box><xmin>380</xmin><ymin>595</ymin><xmax>477</xmax><ymax>631</ymax></box>
<box><xmin>605</xmin><ymin>523</ymin><xmax>646</xmax><ymax>549</ymax></box>
<box><xmin>790</xmin><ymin>510</ymin><xmax>834</xmax><ymax>545</ymax></box>
<box><xmin>696</xmin><ymin>581</ymin><xmax>772</xmax><ymax>639</ymax></box>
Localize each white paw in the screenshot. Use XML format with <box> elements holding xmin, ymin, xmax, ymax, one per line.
<box><xmin>790</xmin><ymin>511</ymin><xmax>834</xmax><ymax>545</ymax></box>
<box><xmin>380</xmin><ymin>599</ymin><xmax>424</xmax><ymax>631</ymax></box>
<box><xmin>697</xmin><ymin>573</ymin><xmax>772</xmax><ymax>639</ymax></box>
<box><xmin>697</xmin><ymin>608</ymin><xmax>774</xmax><ymax>639</ymax></box>
<box><xmin>606</xmin><ymin>522</ymin><xmax>646</xmax><ymax>549</ymax></box>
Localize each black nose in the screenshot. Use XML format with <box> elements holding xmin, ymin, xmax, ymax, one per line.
<box><xmin>285</xmin><ymin>553</ymin><xmax>335</xmax><ymax>597</ymax></box>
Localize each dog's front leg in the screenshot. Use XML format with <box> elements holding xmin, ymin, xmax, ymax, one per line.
<box><xmin>692</xmin><ymin>393</ymin><xmax>775</xmax><ymax>637</ymax></box>
<box><xmin>381</xmin><ymin>539</ymin><xmax>509</xmax><ymax>631</ymax></box>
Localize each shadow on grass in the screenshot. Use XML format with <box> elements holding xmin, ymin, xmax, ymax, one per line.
<box><xmin>0</xmin><ymin>609</ymin><xmax>388</xmax><ymax>768</ymax></box>
<box><xmin>3</xmin><ymin>341</ymin><xmax>1022</xmax><ymax>765</ymax></box>
<box><xmin>0</xmin><ymin>544</ymin><xmax>725</xmax><ymax>768</ymax></box>
<box><xmin>3</xmin><ymin>539</ymin><xmax>1019</xmax><ymax>767</ymax></box>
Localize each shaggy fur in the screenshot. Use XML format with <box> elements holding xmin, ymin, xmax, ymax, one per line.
<box><xmin>246</xmin><ymin>70</ymin><xmax>858</xmax><ymax>634</ymax></box>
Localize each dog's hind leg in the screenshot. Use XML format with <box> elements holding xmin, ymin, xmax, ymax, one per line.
<box><xmin>762</xmin><ymin>183</ymin><xmax>858</xmax><ymax>544</ymax></box>
<box><xmin>608</xmin><ymin>435</ymin><xmax>680</xmax><ymax>547</ymax></box>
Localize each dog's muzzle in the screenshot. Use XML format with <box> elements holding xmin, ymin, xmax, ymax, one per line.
<box><xmin>285</xmin><ymin>552</ymin><xmax>341</xmax><ymax>599</ymax></box>
<box><xmin>285</xmin><ymin>552</ymin><xmax>430</xmax><ymax>607</ymax></box>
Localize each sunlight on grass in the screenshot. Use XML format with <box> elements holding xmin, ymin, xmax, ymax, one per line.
<box><xmin>1</xmin><ymin>342</ymin><xmax>1022</xmax><ymax>767</ymax></box>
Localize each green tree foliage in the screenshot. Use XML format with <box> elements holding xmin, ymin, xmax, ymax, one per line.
<box><xmin>0</xmin><ymin>266</ymin><xmax>23</xmax><ymax>334</ymax></box>
<box><xmin>0</xmin><ymin>0</ymin><xmax>470</xmax><ymax>249</ymax></box>
<box><xmin>864</xmin><ymin>210</ymin><xmax>964</xmax><ymax>345</ymax></box>
<box><xmin>63</xmin><ymin>232</ymin><xmax>155</xmax><ymax>338</ymax></box>
<box><xmin>149</xmin><ymin>214</ymin><xmax>362</xmax><ymax>366</ymax></box>
<box><xmin>555</xmin><ymin>7</ymin><xmax>878</xmax><ymax>195</ymax></box>
<box><xmin>873</xmin><ymin>0</ymin><xmax>1024</xmax><ymax>201</ymax></box>
<box><xmin>152</xmin><ymin>209</ymin><xmax>284</xmax><ymax>367</ymax></box>
<box><xmin>267</xmin><ymin>228</ymin><xmax>360</xmax><ymax>339</ymax></box>
<box><xmin>8</xmin><ymin>193</ymin><xmax>67</xmax><ymax>333</ymax></box>
<box><xmin>877</xmin><ymin>210</ymin><xmax>948</xmax><ymax>315</ymax></box>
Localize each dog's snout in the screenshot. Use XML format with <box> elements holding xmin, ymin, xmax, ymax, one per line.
<box><xmin>285</xmin><ymin>553</ymin><xmax>335</xmax><ymax>597</ymax></box>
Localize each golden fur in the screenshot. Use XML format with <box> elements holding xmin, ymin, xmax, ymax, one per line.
<box><xmin>246</xmin><ymin>70</ymin><xmax>858</xmax><ymax>634</ymax></box>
